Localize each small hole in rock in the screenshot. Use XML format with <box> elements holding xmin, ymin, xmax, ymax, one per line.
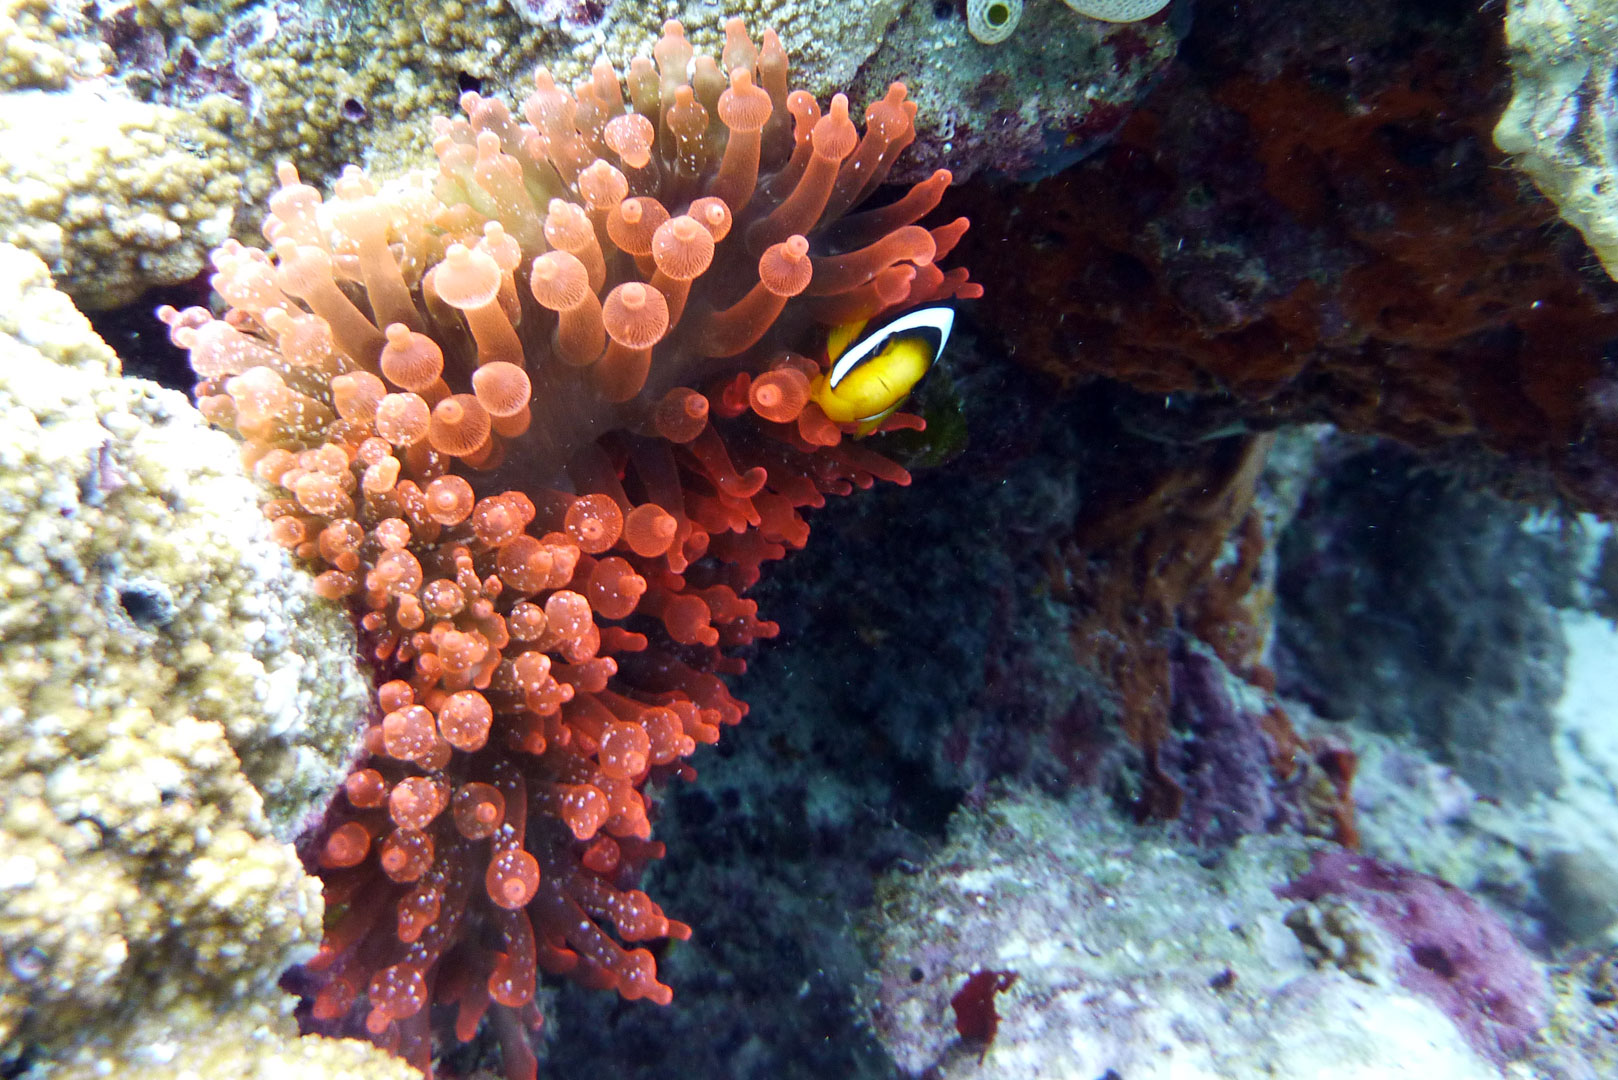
<box><xmin>119</xmin><ymin>586</ymin><xmax>172</xmax><ymax>627</ymax></box>
<box><xmin>1411</xmin><ymin>944</ymin><xmax>1457</xmax><ymax>978</ymax></box>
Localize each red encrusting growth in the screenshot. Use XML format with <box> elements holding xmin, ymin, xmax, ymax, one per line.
<box><xmin>161</xmin><ymin>17</ymin><xmax>975</xmax><ymax>1080</ymax></box>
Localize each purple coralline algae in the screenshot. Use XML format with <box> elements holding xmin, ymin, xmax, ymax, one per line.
<box><xmin>1279</xmin><ymin>848</ymin><xmax>1551</xmax><ymax>1062</ymax></box>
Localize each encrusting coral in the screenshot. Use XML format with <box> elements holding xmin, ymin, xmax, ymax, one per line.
<box><xmin>864</xmin><ymin>787</ymin><xmax>1524</xmax><ymax>1079</ymax></box>
<box><xmin>1494</xmin><ymin>0</ymin><xmax>1618</xmax><ymax>282</ymax></box>
<box><xmin>0</xmin><ymin>242</ymin><xmax>391</xmax><ymax>1076</ymax></box>
<box><xmin>0</xmin><ymin>87</ymin><xmax>242</xmax><ymax>309</ymax></box>
<box><xmin>161</xmin><ymin>17</ymin><xmax>976</xmax><ymax>1078</ymax></box>
<box><xmin>0</xmin><ymin>0</ymin><xmax>107</xmax><ymax>89</ymax></box>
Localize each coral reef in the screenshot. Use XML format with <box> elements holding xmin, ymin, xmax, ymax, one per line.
<box><xmin>1547</xmin><ymin>948</ymin><xmax>1618</xmax><ymax>1075</ymax></box>
<box><xmin>0</xmin><ymin>0</ymin><xmax>1172</xmax><ymax>315</ymax></box>
<box><xmin>919</xmin><ymin>398</ymin><xmax>1349</xmax><ymax>841</ymax></box>
<box><xmin>950</xmin><ymin>0</ymin><xmax>1618</xmax><ymax>516</ymax></box>
<box><xmin>87</xmin><ymin>0</ymin><xmax>1180</xmax><ymax>229</ymax></box>
<box><xmin>0</xmin><ymin>0</ymin><xmax>108</xmax><ymax>89</ymax></box>
<box><xmin>47</xmin><ymin>1006</ymin><xmax>420</xmax><ymax>1080</ymax></box>
<box><xmin>899</xmin><ymin>0</ymin><xmax>1618</xmax><ymax>854</ymax></box>
<box><xmin>6</xmin><ymin>0</ymin><xmax>1612</xmax><ymax>1073</ymax></box>
<box><xmin>862</xmin><ymin>787</ymin><xmax>1533</xmax><ymax>1080</ymax></box>
<box><xmin>109</xmin><ymin>0</ymin><xmax>912</xmax><ymax>209</ymax></box>
<box><xmin>0</xmin><ymin>87</ymin><xmax>242</xmax><ymax>309</ymax></box>
<box><xmin>829</xmin><ymin>419</ymin><xmax>1616</xmax><ymax>1078</ymax></box>
<box><xmin>1279</xmin><ymin>849</ymin><xmax>1551</xmax><ymax>1061</ymax></box>
<box><xmin>1495</xmin><ymin>0</ymin><xmax>1618</xmax><ymax>281</ymax></box>
<box><xmin>1273</xmin><ymin>453</ymin><xmax>1618</xmax><ymax>947</ymax></box>
<box><xmin>0</xmin><ymin>0</ymin><xmax>242</xmax><ymax>309</ymax></box>
<box><xmin>0</xmin><ymin>242</ymin><xmax>384</xmax><ymax>1075</ymax></box>
<box><xmin>849</xmin><ymin>1</ymin><xmax>1178</xmax><ymax>183</ymax></box>
<box><xmin>1308</xmin><ymin>715</ymin><xmax>1540</xmax><ymax>932</ymax></box>
<box><xmin>163</xmin><ymin>17</ymin><xmax>975</xmax><ymax>1077</ymax></box>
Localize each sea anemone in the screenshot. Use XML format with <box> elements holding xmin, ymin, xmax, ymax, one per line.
<box><xmin>159</xmin><ymin>16</ymin><xmax>976</xmax><ymax>1080</ymax></box>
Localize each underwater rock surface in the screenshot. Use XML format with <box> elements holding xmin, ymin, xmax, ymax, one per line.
<box><xmin>0</xmin><ymin>243</ymin><xmax>394</xmax><ymax>1077</ymax></box>
<box><xmin>1275</xmin><ymin>440</ymin><xmax>1572</xmax><ymax>803</ymax></box>
<box><xmin>861</xmin><ymin>788</ymin><xmax>1538</xmax><ymax>1080</ymax></box>
<box><xmin>1</xmin><ymin>0</ymin><xmax>1616</xmax><ymax>1075</ymax></box>
<box><xmin>0</xmin><ymin>87</ymin><xmax>240</xmax><ymax>310</ymax></box>
<box><xmin>1495</xmin><ymin>0</ymin><xmax>1618</xmax><ymax>282</ymax></box>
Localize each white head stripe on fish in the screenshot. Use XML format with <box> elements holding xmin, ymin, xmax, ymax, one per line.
<box><xmin>829</xmin><ymin>306</ymin><xmax>956</xmax><ymax>388</ymax></box>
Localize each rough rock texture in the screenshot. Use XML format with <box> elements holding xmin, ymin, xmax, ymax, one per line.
<box><xmin>1274</xmin><ymin>499</ymin><xmax>1618</xmax><ymax>958</ymax></box>
<box><xmin>109</xmin><ymin>0</ymin><xmax>905</xmax><ymax>205</ymax></box>
<box><xmin>41</xmin><ymin>1004</ymin><xmax>421</xmax><ymax>1080</ymax></box>
<box><xmin>1279</xmin><ymin>849</ymin><xmax>1551</xmax><ymax>1062</ymax></box>
<box><xmin>845</xmin><ymin>0</ymin><xmax>1180</xmax><ymax>183</ymax></box>
<box><xmin>1275</xmin><ymin>439</ymin><xmax>1573</xmax><ymax>803</ymax></box>
<box><xmin>946</xmin><ymin>0</ymin><xmax>1618</xmax><ymax>519</ymax></box>
<box><xmin>0</xmin><ymin>0</ymin><xmax>109</xmax><ymax>89</ymax></box>
<box><xmin>1540</xmin><ymin>600</ymin><xmax>1618</xmax><ymax>915</ymax></box>
<box><xmin>1495</xmin><ymin>0</ymin><xmax>1618</xmax><ymax>282</ymax></box>
<box><xmin>0</xmin><ymin>244</ymin><xmax>385</xmax><ymax>1075</ymax></box>
<box><xmin>95</xmin><ymin>0</ymin><xmax>1179</xmax><ymax>221</ymax></box>
<box><xmin>0</xmin><ymin>87</ymin><xmax>241</xmax><ymax>309</ymax></box>
<box><xmin>861</xmin><ymin>787</ymin><xmax>1538</xmax><ymax>1080</ymax></box>
<box><xmin>1547</xmin><ymin>948</ymin><xmax>1618</xmax><ymax>1077</ymax></box>
<box><xmin>1305</xmin><ymin>714</ymin><xmax>1541</xmax><ymax>932</ymax></box>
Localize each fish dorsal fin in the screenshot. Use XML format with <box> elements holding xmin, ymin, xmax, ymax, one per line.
<box><xmin>826</xmin><ymin>318</ymin><xmax>869</xmax><ymax>365</ymax></box>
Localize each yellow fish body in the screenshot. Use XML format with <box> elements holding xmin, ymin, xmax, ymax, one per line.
<box><xmin>810</xmin><ymin>306</ymin><xmax>955</xmax><ymax>436</ymax></box>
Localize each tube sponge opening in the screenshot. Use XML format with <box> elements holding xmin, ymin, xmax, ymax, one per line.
<box><xmin>967</xmin><ymin>0</ymin><xmax>1022</xmax><ymax>44</ymax></box>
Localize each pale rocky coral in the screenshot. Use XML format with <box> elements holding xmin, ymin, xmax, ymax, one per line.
<box><xmin>847</xmin><ymin>0</ymin><xmax>1177</xmax><ymax>182</ymax></box>
<box><xmin>863</xmin><ymin>788</ymin><xmax>1550</xmax><ymax>1079</ymax></box>
<box><xmin>0</xmin><ymin>87</ymin><xmax>242</xmax><ymax>308</ymax></box>
<box><xmin>1495</xmin><ymin>0</ymin><xmax>1618</xmax><ymax>281</ymax></box>
<box><xmin>45</xmin><ymin>999</ymin><xmax>420</xmax><ymax>1079</ymax></box>
<box><xmin>109</xmin><ymin>0</ymin><xmax>1173</xmax><ymax>214</ymax></box>
<box><xmin>121</xmin><ymin>0</ymin><xmax>907</xmax><ymax>208</ymax></box>
<box><xmin>0</xmin><ymin>0</ymin><xmax>108</xmax><ymax>89</ymax></box>
<box><xmin>0</xmin><ymin>244</ymin><xmax>381</xmax><ymax>1072</ymax></box>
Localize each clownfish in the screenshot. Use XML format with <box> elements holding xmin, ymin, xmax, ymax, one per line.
<box><xmin>810</xmin><ymin>305</ymin><xmax>955</xmax><ymax>436</ymax></box>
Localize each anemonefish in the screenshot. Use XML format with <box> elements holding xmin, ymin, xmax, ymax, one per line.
<box><xmin>810</xmin><ymin>305</ymin><xmax>955</xmax><ymax>436</ymax></box>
